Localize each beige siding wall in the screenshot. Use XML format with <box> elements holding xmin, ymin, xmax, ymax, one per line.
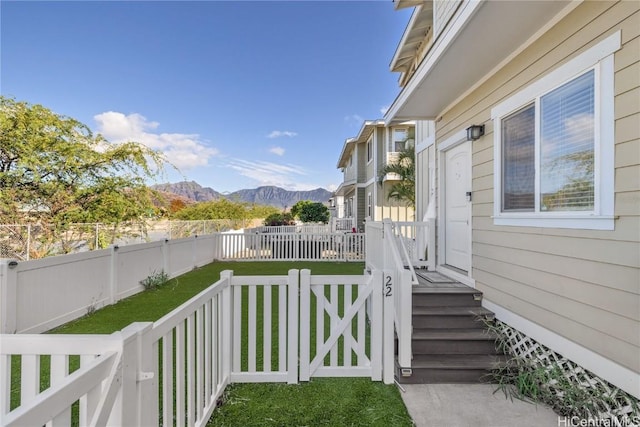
<box><xmin>435</xmin><ymin>1</ymin><xmax>640</xmax><ymax>373</ymax></box>
<box><xmin>356</xmin><ymin>188</ymin><xmax>366</xmax><ymax>231</ymax></box>
<box><xmin>366</xmin><ymin>139</ymin><xmax>375</xmax><ymax>182</ymax></box>
<box><xmin>433</xmin><ymin>0</ymin><xmax>461</xmax><ymax>40</ymax></box>
<box><xmin>377</xmin><ymin>181</ymin><xmax>414</xmax><ymax>222</ymax></box>
<box><xmin>357</xmin><ymin>143</ymin><xmax>367</xmax><ymax>182</ymax></box>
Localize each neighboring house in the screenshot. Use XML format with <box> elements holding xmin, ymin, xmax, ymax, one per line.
<box><xmin>386</xmin><ymin>0</ymin><xmax>639</xmax><ymax>398</ymax></box>
<box><xmin>334</xmin><ymin>120</ymin><xmax>415</xmax><ymax>231</ymax></box>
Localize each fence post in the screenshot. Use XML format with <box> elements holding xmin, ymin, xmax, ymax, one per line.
<box><xmin>161</xmin><ymin>239</ymin><xmax>169</xmax><ymax>277</ymax></box>
<box><xmin>382</xmin><ymin>269</ymin><xmax>395</xmax><ymax>385</ymax></box>
<box><xmin>0</xmin><ymin>259</ymin><xmax>18</xmax><ymax>334</ymax></box>
<box><xmin>192</xmin><ymin>235</ymin><xmax>197</xmax><ymax>270</ymax></box>
<box><xmin>136</xmin><ymin>323</ymin><xmax>157</xmax><ymax>426</ymax></box>
<box><xmin>287</xmin><ymin>269</ymin><xmax>299</xmax><ymax>384</ymax></box>
<box><xmin>370</xmin><ymin>269</ymin><xmax>383</xmax><ymax>381</ymax></box>
<box><xmin>109</xmin><ymin>246</ymin><xmax>119</xmax><ymax>304</ymax></box>
<box><xmin>299</xmin><ymin>269</ymin><xmax>311</xmax><ymax>381</ymax></box>
<box><xmin>108</xmin><ymin>322</ymin><xmax>154</xmax><ymax>426</ymax></box>
<box><xmin>221</xmin><ymin>271</ymin><xmax>233</xmax><ymax>385</ymax></box>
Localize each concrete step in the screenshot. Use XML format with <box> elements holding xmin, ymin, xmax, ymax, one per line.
<box><xmin>396</xmin><ymin>354</ymin><xmax>509</xmax><ymax>384</ymax></box>
<box><xmin>412</xmin><ymin>306</ymin><xmax>495</xmax><ymax>329</ymax></box>
<box><xmin>411</xmin><ymin>329</ymin><xmax>500</xmax><ymax>355</ymax></box>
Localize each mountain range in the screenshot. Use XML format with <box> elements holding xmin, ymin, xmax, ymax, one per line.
<box><xmin>152</xmin><ymin>181</ymin><xmax>333</xmax><ymax>209</ymax></box>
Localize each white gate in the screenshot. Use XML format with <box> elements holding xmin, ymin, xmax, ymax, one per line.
<box><xmin>299</xmin><ymin>270</ymin><xmax>384</xmax><ymax>381</ymax></box>
<box><xmin>1</xmin><ymin>269</ymin><xmax>398</xmax><ymax>427</ymax></box>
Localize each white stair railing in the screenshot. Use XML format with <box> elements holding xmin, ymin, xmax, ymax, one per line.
<box><xmin>381</xmin><ymin>219</ymin><xmax>413</xmax><ymax>371</ymax></box>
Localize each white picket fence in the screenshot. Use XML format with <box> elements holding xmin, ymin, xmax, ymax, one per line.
<box><xmin>246</xmin><ymin>224</ymin><xmax>331</xmax><ymax>234</ymax></box>
<box><xmin>331</xmin><ymin>217</ymin><xmax>355</xmax><ymax>232</ymax></box>
<box><xmin>218</xmin><ymin>232</ymin><xmax>365</xmax><ymax>262</ymax></box>
<box><xmin>0</xmin><ymin>269</ymin><xmax>397</xmax><ymax>426</ymax></box>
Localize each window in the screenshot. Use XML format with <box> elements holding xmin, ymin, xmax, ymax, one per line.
<box><xmin>367</xmin><ymin>192</ymin><xmax>372</xmax><ymax>218</ymax></box>
<box><xmin>501</xmin><ymin>71</ymin><xmax>596</xmax><ymax>213</ymax></box>
<box><xmin>492</xmin><ymin>32</ymin><xmax>619</xmax><ymax>230</ymax></box>
<box><xmin>393</xmin><ymin>128</ymin><xmax>407</xmax><ymax>152</ymax></box>
<box><xmin>367</xmin><ymin>137</ymin><xmax>373</xmax><ymax>163</ymax></box>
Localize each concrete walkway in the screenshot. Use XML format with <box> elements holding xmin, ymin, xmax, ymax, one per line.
<box><xmin>400</xmin><ymin>384</ymin><xmax>559</xmax><ymax>427</ymax></box>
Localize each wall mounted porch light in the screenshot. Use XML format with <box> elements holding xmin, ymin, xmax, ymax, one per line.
<box><xmin>466</xmin><ymin>124</ymin><xmax>485</xmax><ymax>141</ymax></box>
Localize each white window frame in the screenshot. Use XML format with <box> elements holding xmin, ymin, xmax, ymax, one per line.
<box><xmin>491</xmin><ymin>31</ymin><xmax>620</xmax><ymax>231</ymax></box>
<box><xmin>367</xmin><ymin>192</ymin><xmax>372</xmax><ymax>219</ymax></box>
<box><xmin>391</xmin><ymin>127</ymin><xmax>408</xmax><ymax>152</ymax></box>
<box><xmin>366</xmin><ymin>136</ymin><xmax>373</xmax><ymax>164</ymax></box>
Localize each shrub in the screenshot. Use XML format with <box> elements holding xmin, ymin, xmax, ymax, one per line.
<box><xmin>140</xmin><ymin>270</ymin><xmax>170</xmax><ymax>290</ymax></box>
<box><xmin>263</xmin><ymin>212</ymin><xmax>295</xmax><ymax>226</ymax></box>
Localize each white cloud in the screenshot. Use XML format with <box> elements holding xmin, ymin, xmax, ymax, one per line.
<box><xmin>225</xmin><ymin>158</ymin><xmax>320</xmax><ymax>191</ymax></box>
<box><xmin>344</xmin><ymin>114</ymin><xmax>363</xmax><ymax>126</ymax></box>
<box><xmin>269</xmin><ymin>146</ymin><xmax>285</xmax><ymax>156</ymax></box>
<box><xmin>94</xmin><ymin>111</ymin><xmax>218</xmax><ymax>170</ymax></box>
<box><xmin>326</xmin><ymin>183</ymin><xmax>338</xmax><ymax>192</ymax></box>
<box><xmin>380</xmin><ymin>105</ymin><xmax>389</xmax><ymax>116</ymax></box>
<box><xmin>267</xmin><ymin>130</ymin><xmax>298</xmax><ymax>139</ymax></box>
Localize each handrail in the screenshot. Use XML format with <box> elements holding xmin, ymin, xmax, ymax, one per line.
<box><xmin>392</xmin><ymin>224</ymin><xmax>419</xmax><ymax>285</ymax></box>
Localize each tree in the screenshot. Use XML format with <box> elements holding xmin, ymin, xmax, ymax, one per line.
<box><xmin>378</xmin><ymin>144</ymin><xmax>415</xmax><ymax>209</ymax></box>
<box><xmin>173</xmin><ymin>199</ymin><xmax>279</xmax><ymax>221</ymax></box>
<box><xmin>263</xmin><ymin>212</ymin><xmax>295</xmax><ymax>226</ymax></box>
<box><xmin>290</xmin><ymin>200</ymin><xmax>313</xmax><ymax>219</ymax></box>
<box><xmin>292</xmin><ymin>201</ymin><xmax>330</xmax><ymax>223</ymax></box>
<box><xmin>0</xmin><ymin>97</ymin><xmax>165</xmax><ymax>254</ymax></box>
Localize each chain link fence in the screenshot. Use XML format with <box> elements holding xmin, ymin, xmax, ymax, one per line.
<box><xmin>0</xmin><ymin>219</ymin><xmax>252</xmax><ymax>260</ymax></box>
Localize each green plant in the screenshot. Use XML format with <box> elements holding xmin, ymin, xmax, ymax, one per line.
<box><xmin>263</xmin><ymin>212</ymin><xmax>295</xmax><ymax>226</ymax></box>
<box><xmin>486</xmin><ymin>321</ymin><xmax>640</xmax><ymax>421</ymax></box>
<box><xmin>139</xmin><ymin>269</ymin><xmax>170</xmax><ymax>290</ymax></box>
<box><xmin>377</xmin><ymin>144</ymin><xmax>415</xmax><ymax>208</ymax></box>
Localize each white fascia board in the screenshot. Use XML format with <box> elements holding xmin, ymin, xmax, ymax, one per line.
<box><xmin>390</xmin><ymin>5</ymin><xmax>425</xmax><ymax>71</ymax></box>
<box><xmin>354</xmin><ymin>120</ymin><xmax>385</xmax><ymax>144</ymax></box>
<box><xmin>337</xmin><ymin>138</ymin><xmax>356</xmax><ymax>168</ymax></box>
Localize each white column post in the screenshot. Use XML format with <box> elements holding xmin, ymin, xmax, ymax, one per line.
<box><xmin>382</xmin><ymin>269</ymin><xmax>395</xmax><ymax>385</ymax></box>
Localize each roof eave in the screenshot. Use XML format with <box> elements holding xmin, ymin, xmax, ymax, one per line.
<box><xmin>386</xmin><ymin>0</ymin><xmax>574</xmax><ymax>124</ymax></box>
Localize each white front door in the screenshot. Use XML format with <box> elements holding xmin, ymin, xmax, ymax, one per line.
<box><xmin>444</xmin><ymin>142</ymin><xmax>471</xmax><ymax>272</ymax></box>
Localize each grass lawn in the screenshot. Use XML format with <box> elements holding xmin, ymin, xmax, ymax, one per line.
<box><xmin>40</xmin><ymin>261</ymin><xmax>413</xmax><ymax>426</ymax></box>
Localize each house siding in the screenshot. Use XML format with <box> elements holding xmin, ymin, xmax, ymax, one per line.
<box><xmin>357</xmin><ymin>143</ymin><xmax>367</xmax><ymax>183</ymax></box>
<box><xmin>434</xmin><ymin>1</ymin><xmax>640</xmax><ymax>373</ymax></box>
<box><xmin>433</xmin><ymin>0</ymin><xmax>461</xmax><ymax>41</ymax></box>
<box><xmin>356</xmin><ymin>188</ymin><xmax>366</xmax><ymax>231</ymax></box>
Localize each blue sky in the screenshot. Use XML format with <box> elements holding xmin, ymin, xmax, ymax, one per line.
<box><xmin>1</xmin><ymin>1</ymin><xmax>411</xmax><ymax>193</ymax></box>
